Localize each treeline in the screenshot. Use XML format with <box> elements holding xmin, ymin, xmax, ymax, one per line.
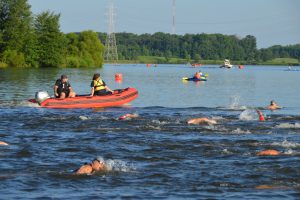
<box><xmin>99</xmin><ymin>32</ymin><xmax>300</xmax><ymax>63</ymax></box>
<box><xmin>0</xmin><ymin>0</ymin><xmax>104</xmax><ymax>68</ymax></box>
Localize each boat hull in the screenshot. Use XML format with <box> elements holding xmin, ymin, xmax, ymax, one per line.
<box><xmin>30</xmin><ymin>88</ymin><xmax>138</xmax><ymax>109</ymax></box>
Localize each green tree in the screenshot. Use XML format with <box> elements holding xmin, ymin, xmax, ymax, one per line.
<box><xmin>0</xmin><ymin>0</ymin><xmax>35</xmax><ymax>67</ymax></box>
<box><xmin>194</xmin><ymin>54</ymin><xmax>201</xmax><ymax>63</ymax></box>
<box><xmin>164</xmin><ymin>50</ymin><xmax>172</xmax><ymax>63</ymax></box>
<box><xmin>34</xmin><ymin>11</ymin><xmax>66</xmax><ymax>67</ymax></box>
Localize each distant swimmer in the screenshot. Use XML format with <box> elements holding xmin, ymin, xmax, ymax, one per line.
<box><xmin>74</xmin><ymin>157</ymin><xmax>107</xmax><ymax>175</ymax></box>
<box><xmin>267</xmin><ymin>100</ymin><xmax>281</xmax><ymax>110</ymax></box>
<box><xmin>256</xmin><ymin>109</ymin><xmax>265</xmax><ymax>122</ymax></box>
<box><xmin>187</xmin><ymin>118</ymin><xmax>217</xmax><ymax>125</ymax></box>
<box><xmin>256</xmin><ymin>149</ymin><xmax>281</xmax><ymax>156</ymax></box>
<box><xmin>91</xmin><ymin>158</ymin><xmax>107</xmax><ymax>171</ymax></box>
<box><xmin>118</xmin><ymin>113</ymin><xmax>139</xmax><ymax>120</ymax></box>
<box><xmin>74</xmin><ymin>163</ymin><xmax>93</xmax><ymax>175</ymax></box>
<box><xmin>0</xmin><ymin>141</ymin><xmax>8</xmax><ymax>145</ymax></box>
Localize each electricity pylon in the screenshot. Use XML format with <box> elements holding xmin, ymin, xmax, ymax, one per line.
<box><xmin>104</xmin><ymin>2</ymin><xmax>118</xmax><ymax>63</ymax></box>
<box><xmin>172</xmin><ymin>0</ymin><xmax>176</xmax><ymax>34</ymax></box>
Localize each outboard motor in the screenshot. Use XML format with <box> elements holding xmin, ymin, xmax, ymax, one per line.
<box><xmin>35</xmin><ymin>91</ymin><xmax>50</xmax><ymax>104</ymax></box>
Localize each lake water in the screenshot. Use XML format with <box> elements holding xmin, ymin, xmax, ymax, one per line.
<box><xmin>0</xmin><ymin>64</ymin><xmax>299</xmax><ymax>199</ymax></box>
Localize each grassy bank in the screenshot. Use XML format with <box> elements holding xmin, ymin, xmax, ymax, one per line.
<box><xmin>113</xmin><ymin>56</ymin><xmax>300</xmax><ymax>66</ymax></box>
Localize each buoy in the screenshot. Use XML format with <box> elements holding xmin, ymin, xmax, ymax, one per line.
<box><xmin>115</xmin><ymin>73</ymin><xmax>122</xmax><ymax>82</ymax></box>
<box><xmin>146</xmin><ymin>64</ymin><xmax>151</xmax><ymax>67</ymax></box>
<box><xmin>239</xmin><ymin>65</ymin><xmax>244</xmax><ymax>69</ymax></box>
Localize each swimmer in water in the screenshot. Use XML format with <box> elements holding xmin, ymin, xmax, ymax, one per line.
<box><xmin>91</xmin><ymin>158</ymin><xmax>106</xmax><ymax>171</ymax></box>
<box><xmin>187</xmin><ymin>118</ymin><xmax>217</xmax><ymax>125</ymax></box>
<box><xmin>256</xmin><ymin>149</ymin><xmax>281</xmax><ymax>156</ymax></box>
<box><xmin>118</xmin><ymin>113</ymin><xmax>139</xmax><ymax>120</ymax></box>
<box><xmin>256</xmin><ymin>109</ymin><xmax>265</xmax><ymax>121</ymax></box>
<box><xmin>74</xmin><ymin>163</ymin><xmax>93</xmax><ymax>175</ymax></box>
<box><xmin>0</xmin><ymin>141</ymin><xmax>8</xmax><ymax>145</ymax></box>
<box><xmin>267</xmin><ymin>100</ymin><xmax>281</xmax><ymax>110</ymax></box>
<box><xmin>74</xmin><ymin>157</ymin><xmax>107</xmax><ymax>175</ymax></box>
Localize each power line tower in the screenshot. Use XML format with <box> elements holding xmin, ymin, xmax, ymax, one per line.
<box><xmin>172</xmin><ymin>0</ymin><xmax>176</xmax><ymax>34</ymax></box>
<box><xmin>104</xmin><ymin>2</ymin><xmax>118</xmax><ymax>63</ymax></box>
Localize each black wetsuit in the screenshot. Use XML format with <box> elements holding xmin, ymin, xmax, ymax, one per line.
<box><xmin>55</xmin><ymin>79</ymin><xmax>71</xmax><ymax>98</ymax></box>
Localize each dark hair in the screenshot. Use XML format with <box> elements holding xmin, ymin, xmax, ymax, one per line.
<box><xmin>61</xmin><ymin>74</ymin><xmax>68</xmax><ymax>79</ymax></box>
<box><xmin>93</xmin><ymin>73</ymin><xmax>100</xmax><ymax>80</ymax></box>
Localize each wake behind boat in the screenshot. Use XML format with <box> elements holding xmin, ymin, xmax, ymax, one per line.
<box><xmin>29</xmin><ymin>88</ymin><xmax>138</xmax><ymax>109</ymax></box>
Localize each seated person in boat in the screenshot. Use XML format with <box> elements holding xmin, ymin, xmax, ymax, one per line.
<box><xmin>267</xmin><ymin>100</ymin><xmax>281</xmax><ymax>110</ymax></box>
<box><xmin>90</xmin><ymin>73</ymin><xmax>113</xmax><ymax>96</ymax></box>
<box><xmin>193</xmin><ymin>71</ymin><xmax>201</xmax><ymax>79</ymax></box>
<box><xmin>54</xmin><ymin>75</ymin><xmax>76</xmax><ymax>99</ymax></box>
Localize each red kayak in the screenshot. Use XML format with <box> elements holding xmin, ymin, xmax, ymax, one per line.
<box><xmin>29</xmin><ymin>88</ymin><xmax>138</xmax><ymax>109</ymax></box>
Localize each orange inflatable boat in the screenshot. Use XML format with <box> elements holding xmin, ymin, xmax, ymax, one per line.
<box><xmin>29</xmin><ymin>88</ymin><xmax>138</xmax><ymax>109</ymax></box>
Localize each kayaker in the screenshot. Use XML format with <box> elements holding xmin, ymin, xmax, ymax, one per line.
<box><xmin>54</xmin><ymin>75</ymin><xmax>76</xmax><ymax>99</ymax></box>
<box><xmin>267</xmin><ymin>100</ymin><xmax>281</xmax><ymax>110</ymax></box>
<box><xmin>90</xmin><ymin>73</ymin><xmax>114</xmax><ymax>96</ymax></box>
<box><xmin>187</xmin><ymin>118</ymin><xmax>217</xmax><ymax>125</ymax></box>
<box><xmin>194</xmin><ymin>71</ymin><xmax>201</xmax><ymax>79</ymax></box>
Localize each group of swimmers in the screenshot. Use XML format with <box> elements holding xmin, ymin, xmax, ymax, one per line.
<box><xmin>54</xmin><ymin>73</ymin><xmax>113</xmax><ymax>99</ymax></box>
<box><xmin>0</xmin><ymin>99</ymin><xmax>286</xmax><ymax>174</ymax></box>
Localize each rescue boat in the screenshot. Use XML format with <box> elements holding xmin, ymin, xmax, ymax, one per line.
<box><xmin>29</xmin><ymin>88</ymin><xmax>138</xmax><ymax>109</ymax></box>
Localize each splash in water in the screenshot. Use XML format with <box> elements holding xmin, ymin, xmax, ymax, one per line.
<box><xmin>97</xmin><ymin>156</ymin><xmax>136</xmax><ymax>172</ymax></box>
<box><xmin>239</xmin><ymin>109</ymin><xmax>258</xmax><ymax>121</ymax></box>
<box><xmin>226</xmin><ymin>95</ymin><xmax>247</xmax><ymax>110</ymax></box>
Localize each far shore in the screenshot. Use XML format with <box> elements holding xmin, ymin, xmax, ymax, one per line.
<box><xmin>1</xmin><ymin>57</ymin><xmax>299</xmax><ymax>68</ymax></box>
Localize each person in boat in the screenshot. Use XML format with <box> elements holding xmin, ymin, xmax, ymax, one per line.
<box><xmin>193</xmin><ymin>71</ymin><xmax>201</xmax><ymax>79</ymax></box>
<box><xmin>54</xmin><ymin>75</ymin><xmax>76</xmax><ymax>99</ymax></box>
<box><xmin>187</xmin><ymin>118</ymin><xmax>217</xmax><ymax>125</ymax></box>
<box><xmin>90</xmin><ymin>73</ymin><xmax>114</xmax><ymax>96</ymax></box>
<box><xmin>74</xmin><ymin>157</ymin><xmax>107</xmax><ymax>175</ymax></box>
<box><xmin>267</xmin><ymin>100</ymin><xmax>281</xmax><ymax>110</ymax></box>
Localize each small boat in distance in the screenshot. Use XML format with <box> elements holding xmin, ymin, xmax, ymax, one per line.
<box><xmin>220</xmin><ymin>59</ymin><xmax>233</xmax><ymax>69</ymax></box>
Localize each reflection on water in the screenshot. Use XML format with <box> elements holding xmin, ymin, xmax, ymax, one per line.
<box><xmin>0</xmin><ymin>65</ymin><xmax>299</xmax><ymax>199</ymax></box>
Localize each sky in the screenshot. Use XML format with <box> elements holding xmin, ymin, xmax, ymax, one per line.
<box><xmin>28</xmin><ymin>0</ymin><xmax>300</xmax><ymax>48</ymax></box>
